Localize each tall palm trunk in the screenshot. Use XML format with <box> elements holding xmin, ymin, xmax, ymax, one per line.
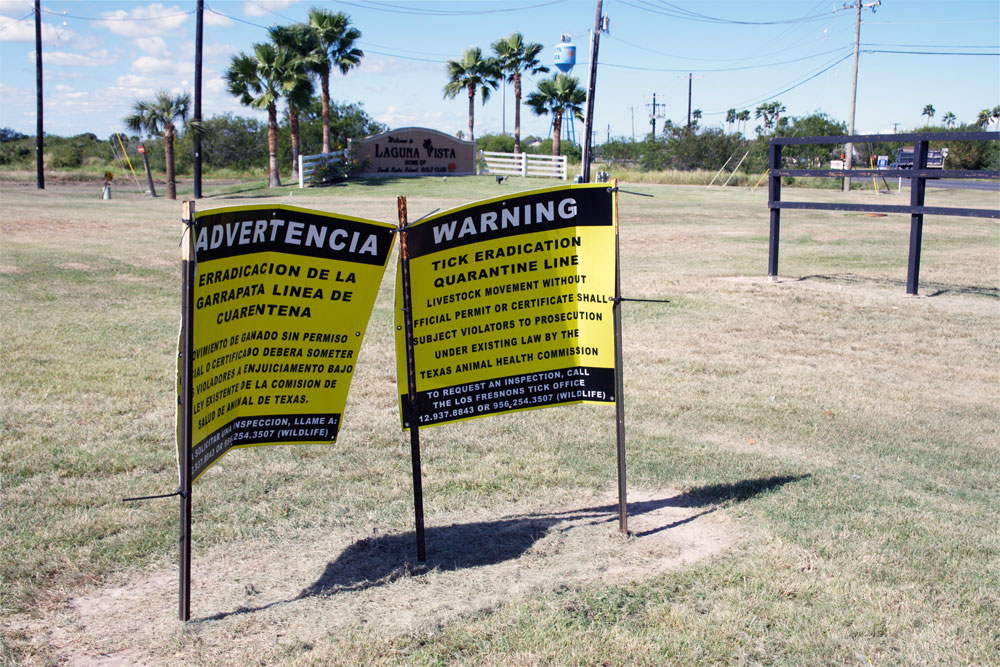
<box><xmin>552</xmin><ymin>109</ymin><xmax>563</xmax><ymax>157</ymax></box>
<box><xmin>164</xmin><ymin>124</ymin><xmax>176</xmax><ymax>200</ymax></box>
<box><xmin>267</xmin><ymin>103</ymin><xmax>281</xmax><ymax>187</ymax></box>
<box><xmin>289</xmin><ymin>108</ymin><xmax>301</xmax><ymax>182</ymax></box>
<box><xmin>513</xmin><ymin>72</ymin><xmax>522</xmax><ymax>154</ymax></box>
<box><xmin>467</xmin><ymin>83</ymin><xmax>475</xmax><ymax>143</ymax></box>
<box><xmin>321</xmin><ymin>74</ymin><xmax>331</xmax><ymax>154</ymax></box>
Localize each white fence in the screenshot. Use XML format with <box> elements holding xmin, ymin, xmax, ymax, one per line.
<box><xmin>298</xmin><ymin>150</ymin><xmax>345</xmax><ymax>188</ymax></box>
<box><xmin>480</xmin><ymin>151</ymin><xmax>568</xmax><ymax>180</ymax></box>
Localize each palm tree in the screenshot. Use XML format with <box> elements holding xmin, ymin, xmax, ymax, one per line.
<box><xmin>942</xmin><ymin>111</ymin><xmax>957</xmax><ymax>129</ymax></box>
<box><xmin>123</xmin><ymin>91</ymin><xmax>190</xmax><ymax>200</ymax></box>
<box><xmin>737</xmin><ymin>109</ymin><xmax>751</xmax><ymax>136</ymax></box>
<box><xmin>976</xmin><ymin>108</ymin><xmax>992</xmax><ymax>129</ymax></box>
<box><xmin>754</xmin><ymin>101</ymin><xmax>786</xmax><ymax>134</ymax></box>
<box><xmin>444</xmin><ymin>47</ymin><xmax>499</xmax><ymax>145</ymax></box>
<box><xmin>922</xmin><ymin>104</ymin><xmax>935</xmax><ymax>123</ymax></box>
<box><xmin>269</xmin><ymin>24</ymin><xmax>318</xmax><ymax>182</ymax></box>
<box><xmin>525</xmin><ymin>73</ymin><xmax>586</xmax><ymax>157</ymax></box>
<box><xmin>225</xmin><ymin>43</ymin><xmax>302</xmax><ymax>187</ymax></box>
<box><xmin>306</xmin><ymin>8</ymin><xmax>363</xmax><ymax>154</ymax></box>
<box><xmin>725</xmin><ymin>108</ymin><xmax>737</xmax><ymax>134</ymax></box>
<box><xmin>993</xmin><ymin>105</ymin><xmax>1000</xmax><ymax>130</ymax></box>
<box><xmin>491</xmin><ymin>32</ymin><xmax>548</xmax><ymax>154</ymax></box>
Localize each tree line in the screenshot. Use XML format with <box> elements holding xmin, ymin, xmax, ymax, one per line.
<box><xmin>596</xmin><ymin>101</ymin><xmax>999</xmax><ymax>175</ymax></box>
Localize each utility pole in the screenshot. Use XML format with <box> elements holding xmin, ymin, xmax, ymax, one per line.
<box><xmin>678</xmin><ymin>73</ymin><xmax>702</xmax><ymax>128</ymax></box>
<box><xmin>647</xmin><ymin>94</ymin><xmax>665</xmax><ymax>139</ymax></box>
<box><xmin>193</xmin><ymin>0</ymin><xmax>203</xmax><ymax>199</ymax></box>
<box><xmin>581</xmin><ymin>0</ymin><xmax>606</xmax><ymax>183</ymax></box>
<box><xmin>627</xmin><ymin>105</ymin><xmax>637</xmax><ymax>142</ymax></box>
<box><xmin>34</xmin><ymin>0</ymin><xmax>43</xmax><ymax>190</ymax></box>
<box><xmin>688</xmin><ymin>74</ymin><xmax>693</xmax><ymax>128</ymax></box>
<box><xmin>843</xmin><ymin>0</ymin><xmax>880</xmax><ymax>192</ymax></box>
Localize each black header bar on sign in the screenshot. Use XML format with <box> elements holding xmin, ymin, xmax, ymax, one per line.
<box><xmin>194</xmin><ymin>206</ymin><xmax>394</xmax><ymax>266</ymax></box>
<box><xmin>403</xmin><ymin>366</ymin><xmax>615</xmax><ymax>428</ymax></box>
<box><xmin>191</xmin><ymin>412</ymin><xmax>341</xmax><ymax>479</ymax></box>
<box><xmin>406</xmin><ymin>186</ymin><xmax>613</xmax><ymax>259</ymax></box>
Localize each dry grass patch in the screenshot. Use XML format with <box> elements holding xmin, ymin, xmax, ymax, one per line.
<box><xmin>7</xmin><ymin>487</ymin><xmax>739</xmax><ymax>665</ymax></box>
<box><xmin>2</xmin><ymin>179</ymin><xmax>998</xmax><ymax>664</ymax></box>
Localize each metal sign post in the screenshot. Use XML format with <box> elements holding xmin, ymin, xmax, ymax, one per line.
<box><xmin>611</xmin><ymin>181</ymin><xmax>628</xmax><ymax>534</ymax></box>
<box><xmin>179</xmin><ymin>201</ymin><xmax>195</xmax><ymax>621</ymax></box>
<box><xmin>397</xmin><ymin>196</ymin><xmax>427</xmax><ymax>563</ymax></box>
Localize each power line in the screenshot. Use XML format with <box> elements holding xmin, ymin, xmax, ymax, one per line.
<box><xmin>337</xmin><ymin>0</ymin><xmax>568</xmax><ymax>16</ymax></box>
<box><xmin>0</xmin><ymin>11</ymin><xmax>33</xmax><ymax>31</ymax></box>
<box><xmin>861</xmin><ymin>49</ymin><xmax>999</xmax><ymax>56</ymax></box>
<box><xmin>40</xmin><ymin>7</ymin><xmax>195</xmax><ymax>22</ymax></box>
<box><xmin>204</xmin><ymin>5</ymin><xmax>269</xmax><ymax>30</ymax></box>
<box><xmin>619</xmin><ymin>0</ymin><xmax>847</xmax><ymax>25</ymax></box>
<box><xmin>598</xmin><ymin>46</ymin><xmax>851</xmax><ymax>73</ymax></box>
<box><xmin>863</xmin><ymin>42</ymin><xmax>998</xmax><ymax>48</ymax></box>
<box><xmin>244</xmin><ymin>0</ymin><xmax>298</xmax><ymax>24</ymax></box>
<box><xmin>703</xmin><ymin>52</ymin><xmax>854</xmax><ymax>116</ymax></box>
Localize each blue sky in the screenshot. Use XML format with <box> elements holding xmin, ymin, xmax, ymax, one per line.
<box><xmin>1</xmin><ymin>0</ymin><xmax>997</xmax><ymax>143</ymax></box>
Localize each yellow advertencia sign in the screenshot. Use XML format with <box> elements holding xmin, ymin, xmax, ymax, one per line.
<box><xmin>180</xmin><ymin>204</ymin><xmax>395</xmax><ymax>481</ymax></box>
<box><xmin>395</xmin><ymin>183</ymin><xmax>617</xmax><ymax>428</ymax></box>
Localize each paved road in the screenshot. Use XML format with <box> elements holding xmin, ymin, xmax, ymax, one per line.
<box><xmin>902</xmin><ymin>178</ymin><xmax>1000</xmax><ymax>191</ymax></box>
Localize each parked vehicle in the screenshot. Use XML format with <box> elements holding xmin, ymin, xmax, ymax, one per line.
<box><xmin>891</xmin><ymin>146</ymin><xmax>946</xmax><ymax>169</ymax></box>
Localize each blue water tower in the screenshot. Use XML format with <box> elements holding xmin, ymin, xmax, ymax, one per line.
<box><xmin>549</xmin><ymin>35</ymin><xmax>578</xmax><ymax>146</ymax></box>
<box><xmin>553</xmin><ymin>35</ymin><xmax>576</xmax><ymax>73</ymax></box>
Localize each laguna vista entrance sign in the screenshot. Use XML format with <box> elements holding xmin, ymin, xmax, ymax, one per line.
<box><xmin>353</xmin><ymin>127</ymin><xmax>475</xmax><ymax>177</ymax></box>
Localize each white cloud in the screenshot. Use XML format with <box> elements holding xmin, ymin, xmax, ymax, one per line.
<box><xmin>96</xmin><ymin>4</ymin><xmax>189</xmax><ymax>39</ymax></box>
<box><xmin>0</xmin><ymin>13</ymin><xmax>99</xmax><ymax>49</ymax></box>
<box><xmin>29</xmin><ymin>49</ymin><xmax>118</xmax><ymax>67</ymax></box>
<box><xmin>131</xmin><ymin>55</ymin><xmax>187</xmax><ymax>77</ymax></box>
<box><xmin>243</xmin><ymin>0</ymin><xmax>298</xmax><ymax>18</ymax></box>
<box><xmin>360</xmin><ymin>56</ymin><xmax>431</xmax><ymax>76</ymax></box>
<box><xmin>204</xmin><ymin>9</ymin><xmax>232</xmax><ymax>27</ymax></box>
<box><xmin>48</xmin><ymin>70</ymin><xmax>85</xmax><ymax>81</ymax></box>
<box><xmin>0</xmin><ymin>0</ymin><xmax>32</xmax><ymax>15</ymax></box>
<box><xmin>115</xmin><ymin>73</ymin><xmax>190</xmax><ymax>94</ymax></box>
<box><xmin>375</xmin><ymin>106</ymin><xmax>449</xmax><ymax>130</ymax></box>
<box><xmin>135</xmin><ymin>37</ymin><xmax>168</xmax><ymax>55</ymax></box>
<box><xmin>0</xmin><ymin>81</ymin><xmax>31</xmax><ymax>107</ymax></box>
<box><xmin>53</xmin><ymin>84</ymin><xmax>88</xmax><ymax>100</ymax></box>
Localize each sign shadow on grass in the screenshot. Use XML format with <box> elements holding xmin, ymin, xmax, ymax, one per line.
<box><xmin>798</xmin><ymin>273</ymin><xmax>999</xmax><ymax>298</ymax></box>
<box><xmin>198</xmin><ymin>474</ymin><xmax>808</xmax><ymax>622</ymax></box>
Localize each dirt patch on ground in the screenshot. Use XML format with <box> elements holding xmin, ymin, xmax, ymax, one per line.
<box><xmin>6</xmin><ymin>487</ymin><xmax>738</xmax><ymax>665</ymax></box>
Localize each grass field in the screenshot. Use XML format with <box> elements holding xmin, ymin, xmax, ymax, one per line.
<box><xmin>1</xmin><ymin>176</ymin><xmax>998</xmax><ymax>664</ymax></box>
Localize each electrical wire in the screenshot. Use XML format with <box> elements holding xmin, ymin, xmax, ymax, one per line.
<box><xmin>619</xmin><ymin>0</ymin><xmax>847</xmax><ymax>25</ymax></box>
<box><xmin>598</xmin><ymin>46</ymin><xmax>851</xmax><ymax>73</ymax></box>
<box><xmin>244</xmin><ymin>0</ymin><xmax>299</xmax><ymax>24</ymax></box>
<box><xmin>703</xmin><ymin>51</ymin><xmax>855</xmax><ymax>117</ymax></box>
<box><xmin>40</xmin><ymin>7</ymin><xmax>195</xmax><ymax>22</ymax></box>
<box><xmin>338</xmin><ymin>0</ymin><xmax>568</xmax><ymax>16</ymax></box>
<box><xmin>205</xmin><ymin>5</ymin><xmax>270</xmax><ymax>30</ymax></box>
<box><xmin>0</xmin><ymin>11</ymin><xmax>33</xmax><ymax>32</ymax></box>
<box><xmin>863</xmin><ymin>42</ymin><xmax>998</xmax><ymax>48</ymax></box>
<box><xmin>861</xmin><ymin>49</ymin><xmax>999</xmax><ymax>56</ymax></box>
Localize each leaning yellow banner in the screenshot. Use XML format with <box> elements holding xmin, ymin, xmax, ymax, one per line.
<box><xmin>395</xmin><ymin>183</ymin><xmax>616</xmax><ymax>428</ymax></box>
<box><xmin>181</xmin><ymin>204</ymin><xmax>395</xmax><ymax>482</ymax></box>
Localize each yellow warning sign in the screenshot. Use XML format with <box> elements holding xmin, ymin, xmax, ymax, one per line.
<box><xmin>395</xmin><ymin>183</ymin><xmax>616</xmax><ymax>428</ymax></box>
<box><xmin>182</xmin><ymin>204</ymin><xmax>395</xmax><ymax>481</ymax></box>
